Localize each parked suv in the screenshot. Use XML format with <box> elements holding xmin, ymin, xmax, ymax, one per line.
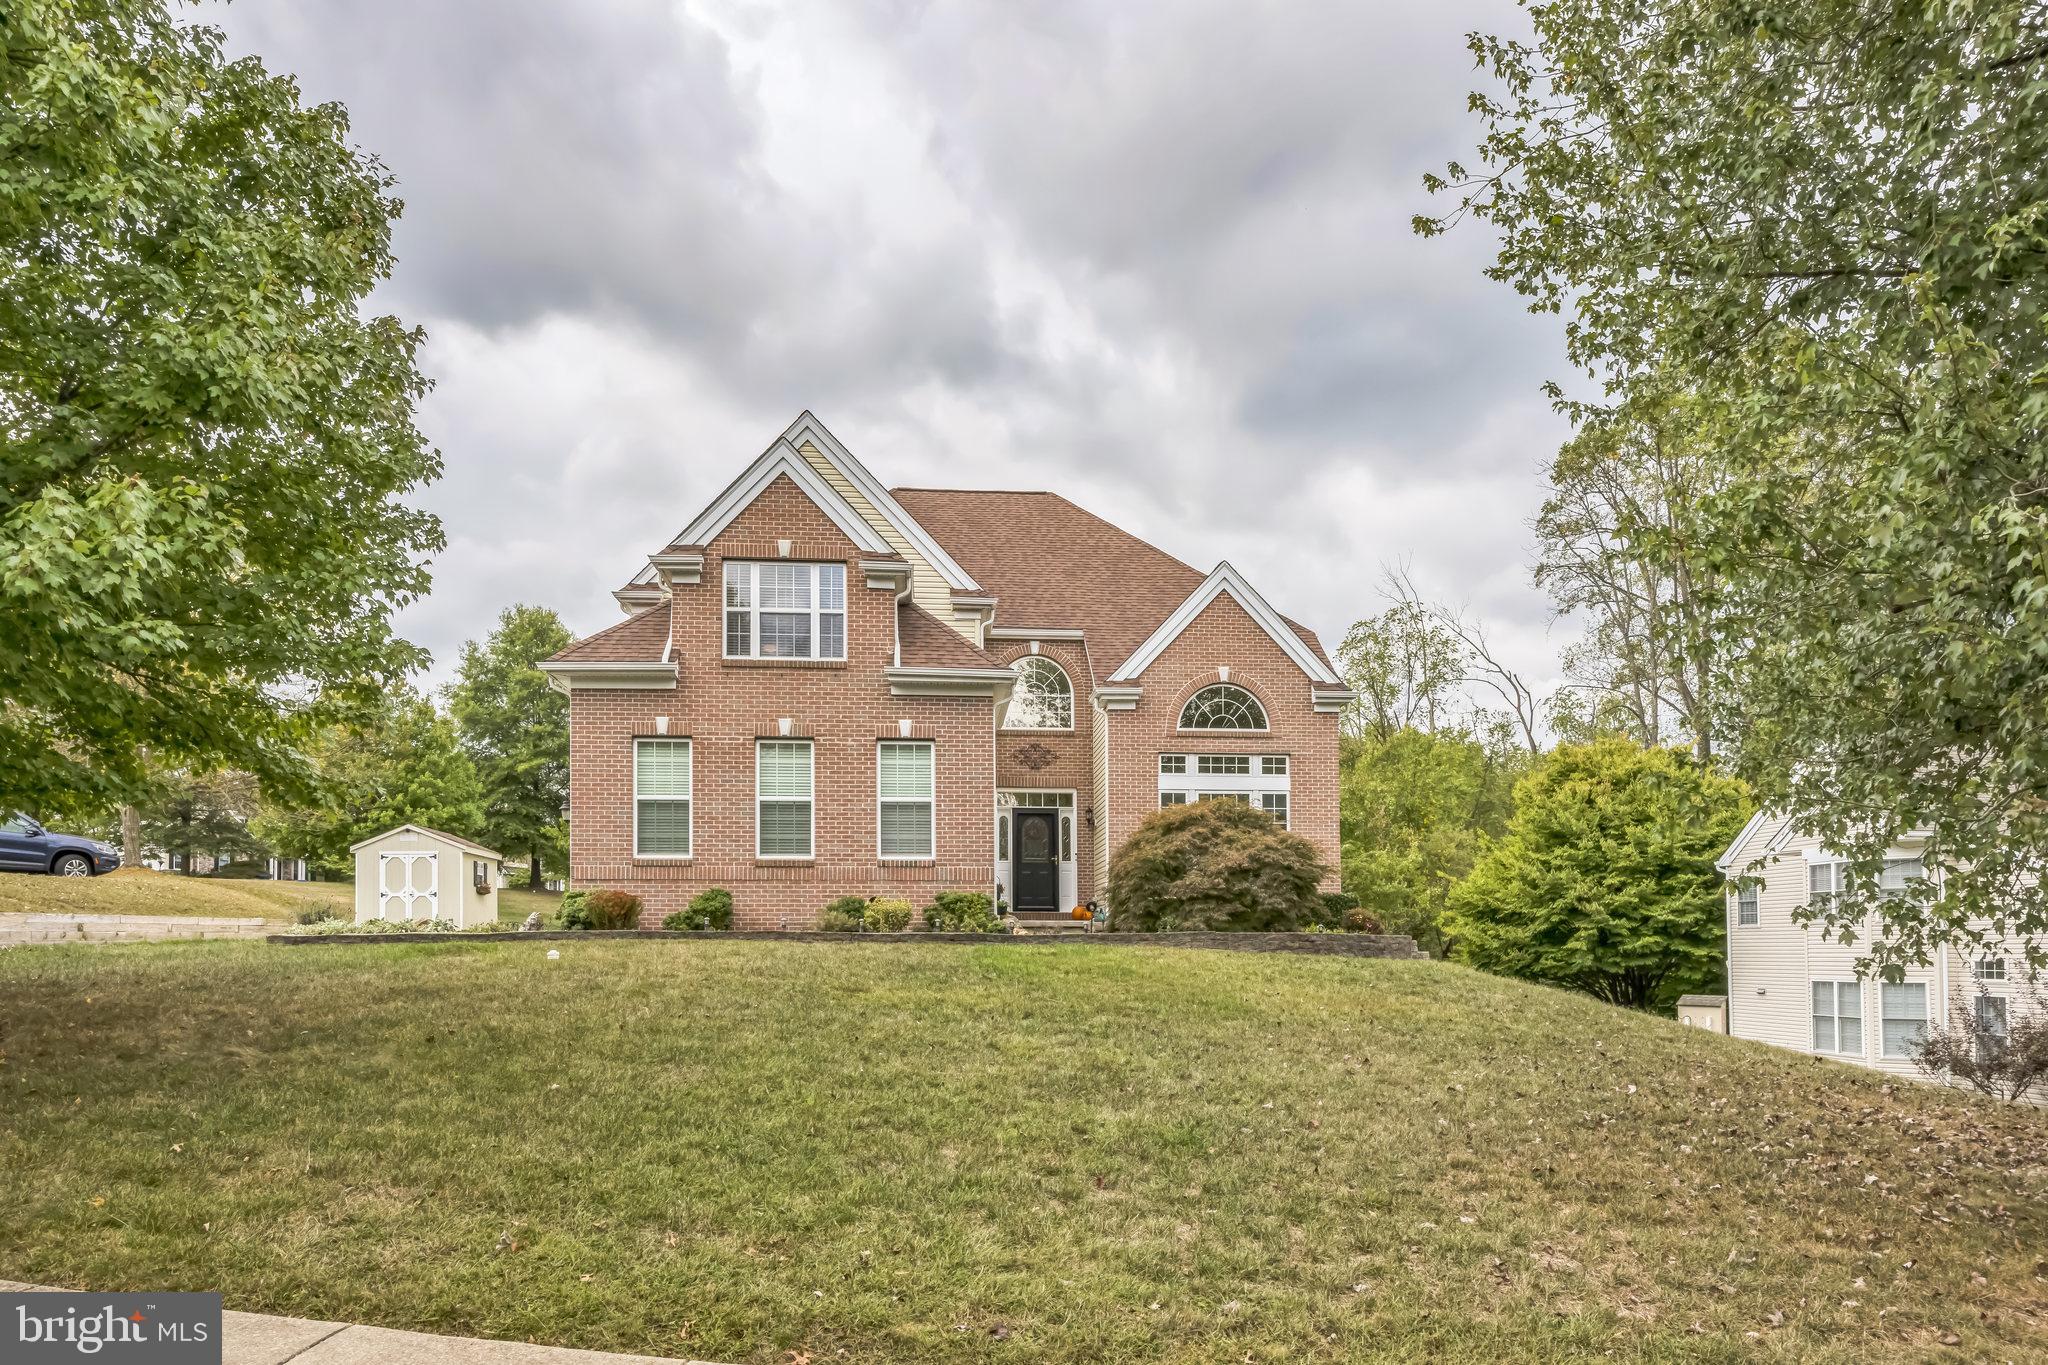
<box><xmin>0</xmin><ymin>814</ymin><xmax>121</xmax><ymax>876</ymax></box>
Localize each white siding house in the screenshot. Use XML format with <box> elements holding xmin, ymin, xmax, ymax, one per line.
<box><xmin>1716</xmin><ymin>813</ymin><xmax>2040</xmax><ymax>1078</ymax></box>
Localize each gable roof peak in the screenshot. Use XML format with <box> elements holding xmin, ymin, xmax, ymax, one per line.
<box><xmin>1110</xmin><ymin>559</ymin><xmax>1342</xmax><ymax>686</ymax></box>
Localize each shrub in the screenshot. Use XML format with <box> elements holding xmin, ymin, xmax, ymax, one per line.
<box><xmin>819</xmin><ymin>895</ymin><xmax>869</xmax><ymax>932</ymax></box>
<box><xmin>1306</xmin><ymin>890</ymin><xmax>1359</xmax><ymax>929</ymax></box>
<box><xmin>557</xmin><ymin>890</ymin><xmax>592</xmax><ymax>930</ymax></box>
<box><xmin>1913</xmin><ymin>987</ymin><xmax>2048</xmax><ymax>1103</ymax></box>
<box><xmin>1108</xmin><ymin>799</ymin><xmax>1330</xmax><ymax>932</ymax></box>
<box><xmin>924</xmin><ymin>890</ymin><xmax>999</xmax><ymax>933</ymax></box>
<box><xmin>864</xmin><ymin>898</ymin><xmax>914</xmax><ymax>933</ymax></box>
<box><xmin>1342</xmin><ymin>906</ymin><xmax>1385</xmax><ymax>934</ymax></box>
<box><xmin>293</xmin><ymin>905</ymin><xmax>336</xmax><ymax>926</ymax></box>
<box><xmin>582</xmin><ymin>889</ymin><xmax>643</xmax><ymax>931</ymax></box>
<box><xmin>664</xmin><ymin>887</ymin><xmax>734</xmax><ymax>931</ymax></box>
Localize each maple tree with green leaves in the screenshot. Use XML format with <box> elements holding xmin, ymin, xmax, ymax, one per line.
<box><xmin>0</xmin><ymin>0</ymin><xmax>439</xmax><ymax>817</ymax></box>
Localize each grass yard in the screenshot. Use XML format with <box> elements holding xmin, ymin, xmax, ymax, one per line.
<box><xmin>0</xmin><ymin>869</ymin><xmax>563</xmax><ymax>927</ymax></box>
<box><xmin>0</xmin><ymin>941</ymin><xmax>2042</xmax><ymax>1363</ymax></box>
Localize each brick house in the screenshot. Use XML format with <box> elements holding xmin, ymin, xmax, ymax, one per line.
<box><xmin>541</xmin><ymin>413</ymin><xmax>1354</xmax><ymax>929</ymax></box>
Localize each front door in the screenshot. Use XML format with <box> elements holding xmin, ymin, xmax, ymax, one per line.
<box><xmin>1011</xmin><ymin>808</ymin><xmax>1060</xmax><ymax>911</ymax></box>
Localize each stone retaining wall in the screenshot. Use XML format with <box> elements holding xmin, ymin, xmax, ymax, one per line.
<box><xmin>0</xmin><ymin>913</ymin><xmax>270</xmax><ymax>947</ymax></box>
<box><xmin>272</xmin><ymin>929</ymin><xmax>1430</xmax><ymax>959</ymax></box>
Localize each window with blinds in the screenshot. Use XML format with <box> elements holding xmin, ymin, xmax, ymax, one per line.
<box><xmin>1880</xmin><ymin>981</ymin><xmax>1928</xmax><ymax>1058</ymax></box>
<box><xmin>756</xmin><ymin>740</ymin><xmax>814</xmax><ymax>858</ymax></box>
<box><xmin>724</xmin><ymin>561</ymin><xmax>846</xmax><ymax>660</ymax></box>
<box><xmin>878</xmin><ymin>742</ymin><xmax>935</xmax><ymax>859</ymax></box>
<box><xmin>634</xmin><ymin>739</ymin><xmax>692</xmax><ymax>857</ymax></box>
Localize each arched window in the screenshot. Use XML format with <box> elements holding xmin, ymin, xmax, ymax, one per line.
<box><xmin>1179</xmin><ymin>683</ymin><xmax>1267</xmax><ymax>730</ymax></box>
<box><xmin>1006</xmin><ymin>656</ymin><xmax>1073</xmax><ymax>729</ymax></box>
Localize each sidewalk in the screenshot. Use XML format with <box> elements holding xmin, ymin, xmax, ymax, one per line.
<box><xmin>0</xmin><ymin>1283</ymin><xmax>727</xmax><ymax>1364</ymax></box>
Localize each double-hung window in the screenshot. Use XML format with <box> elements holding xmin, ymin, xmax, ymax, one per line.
<box><xmin>634</xmin><ymin>739</ymin><xmax>692</xmax><ymax>857</ymax></box>
<box><xmin>1808</xmin><ymin>861</ymin><xmax>1842</xmax><ymax>910</ymax></box>
<box><xmin>757</xmin><ymin>740</ymin><xmax>814</xmax><ymax>858</ymax></box>
<box><xmin>1809</xmin><ymin>981</ymin><xmax>1861</xmax><ymax>1055</ymax></box>
<box><xmin>724</xmin><ymin>561</ymin><xmax>846</xmax><ymax>660</ymax></box>
<box><xmin>1734</xmin><ymin>883</ymin><xmax>1759</xmax><ymax>926</ymax></box>
<box><xmin>1877</xmin><ymin>857</ymin><xmax>1923</xmax><ymax>901</ymax></box>
<box><xmin>1976</xmin><ymin>995</ymin><xmax>2010</xmax><ymax>1064</ymax></box>
<box><xmin>878</xmin><ymin>742</ymin><xmax>935</xmax><ymax>859</ymax></box>
<box><xmin>1879</xmin><ymin>982</ymin><xmax>1928</xmax><ymax>1058</ymax></box>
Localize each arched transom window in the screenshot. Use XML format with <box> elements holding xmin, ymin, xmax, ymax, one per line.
<box><xmin>1006</xmin><ymin>656</ymin><xmax>1074</xmax><ymax>729</ymax></box>
<box><xmin>1179</xmin><ymin>683</ymin><xmax>1267</xmax><ymax>731</ymax></box>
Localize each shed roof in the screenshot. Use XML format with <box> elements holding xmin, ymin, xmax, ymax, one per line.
<box><xmin>348</xmin><ymin>823</ymin><xmax>504</xmax><ymax>859</ymax></box>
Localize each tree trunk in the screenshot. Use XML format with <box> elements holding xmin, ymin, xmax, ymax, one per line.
<box><xmin>529</xmin><ymin>845</ymin><xmax>543</xmax><ymax>891</ymax></box>
<box><xmin>120</xmin><ymin>804</ymin><xmax>141</xmax><ymax>868</ymax></box>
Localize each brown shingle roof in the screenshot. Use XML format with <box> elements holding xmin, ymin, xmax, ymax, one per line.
<box><xmin>892</xmin><ymin>489</ymin><xmax>1331</xmax><ymax>683</ymax></box>
<box><xmin>549</xmin><ymin>600</ymin><xmax>671</xmax><ymax>663</ymax></box>
<box><xmin>896</xmin><ymin>601</ymin><xmax>999</xmax><ymax>669</ymax></box>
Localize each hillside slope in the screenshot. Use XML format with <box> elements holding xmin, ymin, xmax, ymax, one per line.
<box><xmin>0</xmin><ymin>868</ymin><xmax>352</xmax><ymax>921</ymax></box>
<box><xmin>0</xmin><ymin>941</ymin><xmax>2040</xmax><ymax>1362</ymax></box>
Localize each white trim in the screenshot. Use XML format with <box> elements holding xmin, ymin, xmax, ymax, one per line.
<box><xmin>348</xmin><ymin>823</ymin><xmax>502</xmax><ymax>860</ymax></box>
<box><xmin>883</xmin><ymin>666</ymin><xmax>1017</xmax><ymax>698</ymax></box>
<box><xmin>756</xmin><ymin>739</ymin><xmax>816</xmax><ymax>860</ymax></box>
<box><xmin>1310</xmin><ymin>687</ymin><xmax>1357</xmax><ymax>714</ymax></box>
<box><xmin>1176</xmin><ymin>682</ymin><xmax>1271</xmax><ymax>733</ymax></box>
<box><xmin>1093</xmin><ymin>685</ymin><xmax>1142</xmax><ymax>711</ymax></box>
<box><xmin>781</xmin><ymin>412</ymin><xmax>982</xmax><ymax>591</ymax></box>
<box><xmin>672</xmin><ymin>438</ymin><xmax>894</xmax><ymax>556</ymax></box>
<box><xmin>1110</xmin><ymin>561</ymin><xmax>1341</xmax><ymax>685</ymax></box>
<box><xmin>986</xmin><ymin>626</ymin><xmax>1086</xmax><ymax>641</ymax></box>
<box><xmin>537</xmin><ymin>661</ymin><xmax>679</xmax><ymax>694</ymax></box>
<box><xmin>722</xmin><ymin>560</ymin><xmax>848</xmax><ymax>661</ymax></box>
<box><xmin>1001</xmin><ymin>656</ymin><xmax>1076</xmax><ymax>732</ymax></box>
<box><xmin>1714</xmin><ymin>809</ymin><xmax>1773</xmax><ymax>874</ymax></box>
<box><xmin>632</xmin><ymin>737</ymin><xmax>694</xmax><ymax>860</ymax></box>
<box><xmin>877</xmin><ymin>740</ymin><xmax>937</xmax><ymax>862</ymax></box>
<box><xmin>613</xmin><ymin>586</ymin><xmax>665</xmax><ymax>614</ymax></box>
<box><xmin>648</xmin><ymin>551</ymin><xmax>703</xmax><ymax>585</ymax></box>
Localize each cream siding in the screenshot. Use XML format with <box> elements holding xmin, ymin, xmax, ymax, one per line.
<box><xmin>1725</xmin><ymin>820</ymin><xmax>2041</xmax><ymax>1081</ymax></box>
<box><xmin>796</xmin><ymin>439</ymin><xmax>964</xmax><ymax>637</ymax></box>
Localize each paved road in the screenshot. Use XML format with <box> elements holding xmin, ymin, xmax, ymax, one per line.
<box><xmin>0</xmin><ymin>1282</ymin><xmax>726</xmax><ymax>1364</ymax></box>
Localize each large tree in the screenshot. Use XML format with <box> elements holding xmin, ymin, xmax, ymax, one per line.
<box><xmin>446</xmin><ymin>605</ymin><xmax>572</xmax><ymax>889</ymax></box>
<box><xmin>1445</xmin><ymin>739</ymin><xmax>1751</xmax><ymax>1009</ymax></box>
<box><xmin>1340</xmin><ymin>726</ymin><xmax>1523</xmax><ymax>955</ymax></box>
<box><xmin>253</xmin><ymin>688</ymin><xmax>484</xmax><ymax>876</ymax></box>
<box><xmin>0</xmin><ymin>1</ymin><xmax>440</xmax><ymax>818</ymax></box>
<box><xmin>136</xmin><ymin>769</ymin><xmax>267</xmax><ymax>873</ymax></box>
<box><xmin>1428</xmin><ymin>3</ymin><xmax>2048</xmax><ymax>975</ymax></box>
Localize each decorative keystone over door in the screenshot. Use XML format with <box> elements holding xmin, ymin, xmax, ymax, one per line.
<box><xmin>1013</xmin><ymin>741</ymin><xmax>1056</xmax><ymax>772</ymax></box>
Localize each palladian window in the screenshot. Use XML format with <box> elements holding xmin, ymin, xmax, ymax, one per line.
<box><xmin>1005</xmin><ymin>657</ymin><xmax>1073</xmax><ymax>729</ymax></box>
<box><xmin>1178</xmin><ymin>683</ymin><xmax>1267</xmax><ymax>731</ymax></box>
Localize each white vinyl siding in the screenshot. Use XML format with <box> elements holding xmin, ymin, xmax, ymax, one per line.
<box><xmin>634</xmin><ymin>739</ymin><xmax>692</xmax><ymax>858</ymax></box>
<box><xmin>756</xmin><ymin>740</ymin><xmax>815</xmax><ymax>858</ymax></box>
<box><xmin>1809</xmin><ymin>981</ymin><xmax>1861</xmax><ymax>1055</ymax></box>
<box><xmin>724</xmin><ymin>561</ymin><xmax>846</xmax><ymax>660</ymax></box>
<box><xmin>878</xmin><ymin>742</ymin><xmax>935</xmax><ymax>859</ymax></box>
<box><xmin>1880</xmin><ymin>982</ymin><xmax>1928</xmax><ymax>1059</ymax></box>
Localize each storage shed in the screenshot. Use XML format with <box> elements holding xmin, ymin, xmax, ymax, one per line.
<box><xmin>348</xmin><ymin>824</ymin><xmax>505</xmax><ymax>928</ymax></box>
<box><xmin>1675</xmin><ymin>994</ymin><xmax>1729</xmax><ymax>1034</ymax></box>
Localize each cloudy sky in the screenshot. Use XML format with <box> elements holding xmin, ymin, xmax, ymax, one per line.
<box><xmin>205</xmin><ymin>0</ymin><xmax>1574</xmax><ymax>693</ymax></box>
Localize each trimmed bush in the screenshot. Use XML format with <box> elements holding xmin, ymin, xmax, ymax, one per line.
<box><xmin>664</xmin><ymin>887</ymin><xmax>734</xmax><ymax>931</ymax></box>
<box><xmin>924</xmin><ymin>890</ymin><xmax>999</xmax><ymax>933</ymax></box>
<box><xmin>863</xmin><ymin>898</ymin><xmax>914</xmax><ymax>933</ymax></box>
<box><xmin>557</xmin><ymin>890</ymin><xmax>592</xmax><ymax>930</ymax></box>
<box><xmin>1342</xmin><ymin>906</ymin><xmax>1385</xmax><ymax>933</ymax></box>
<box><xmin>582</xmin><ymin>889</ymin><xmax>642</xmax><ymax>930</ymax></box>
<box><xmin>1107</xmin><ymin>798</ymin><xmax>1330</xmax><ymax>932</ymax></box>
<box><xmin>818</xmin><ymin>895</ymin><xmax>868</xmax><ymax>932</ymax></box>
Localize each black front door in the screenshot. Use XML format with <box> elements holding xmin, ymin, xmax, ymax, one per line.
<box><xmin>1012</xmin><ymin>809</ymin><xmax>1060</xmax><ymax>911</ymax></box>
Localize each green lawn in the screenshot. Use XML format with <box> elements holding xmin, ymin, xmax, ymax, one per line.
<box><xmin>0</xmin><ymin>870</ymin><xmax>562</xmax><ymax>926</ymax></box>
<box><xmin>0</xmin><ymin>941</ymin><xmax>2041</xmax><ymax>1363</ymax></box>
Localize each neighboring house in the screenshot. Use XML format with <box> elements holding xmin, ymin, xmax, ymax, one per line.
<box><xmin>1716</xmin><ymin>812</ymin><xmax>2041</xmax><ymax>1077</ymax></box>
<box><xmin>141</xmin><ymin>851</ymin><xmax>309</xmax><ymax>880</ymax></box>
<box><xmin>350</xmin><ymin>824</ymin><xmax>505</xmax><ymax>927</ymax></box>
<box><xmin>541</xmin><ymin>412</ymin><xmax>1353</xmax><ymax>930</ymax></box>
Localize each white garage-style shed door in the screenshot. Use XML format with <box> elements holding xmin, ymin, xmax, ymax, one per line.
<box><xmin>378</xmin><ymin>851</ymin><xmax>438</xmax><ymax>920</ymax></box>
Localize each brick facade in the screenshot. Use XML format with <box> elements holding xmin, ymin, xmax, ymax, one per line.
<box><xmin>566</xmin><ymin>474</ymin><xmax>996</xmax><ymax>929</ymax></box>
<box><xmin>1101</xmin><ymin>592</ymin><xmax>1342</xmax><ymax>890</ymax></box>
<box><xmin>554</xmin><ymin>415</ymin><xmax>1349</xmax><ymax>929</ymax></box>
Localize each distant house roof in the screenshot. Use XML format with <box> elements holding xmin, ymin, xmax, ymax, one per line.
<box><xmin>1676</xmin><ymin>994</ymin><xmax>1728</xmax><ymax>1008</ymax></box>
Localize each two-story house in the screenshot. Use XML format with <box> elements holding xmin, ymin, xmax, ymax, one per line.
<box><xmin>1716</xmin><ymin>813</ymin><xmax>2040</xmax><ymax>1076</ymax></box>
<box><xmin>541</xmin><ymin>412</ymin><xmax>1353</xmax><ymax>929</ymax></box>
